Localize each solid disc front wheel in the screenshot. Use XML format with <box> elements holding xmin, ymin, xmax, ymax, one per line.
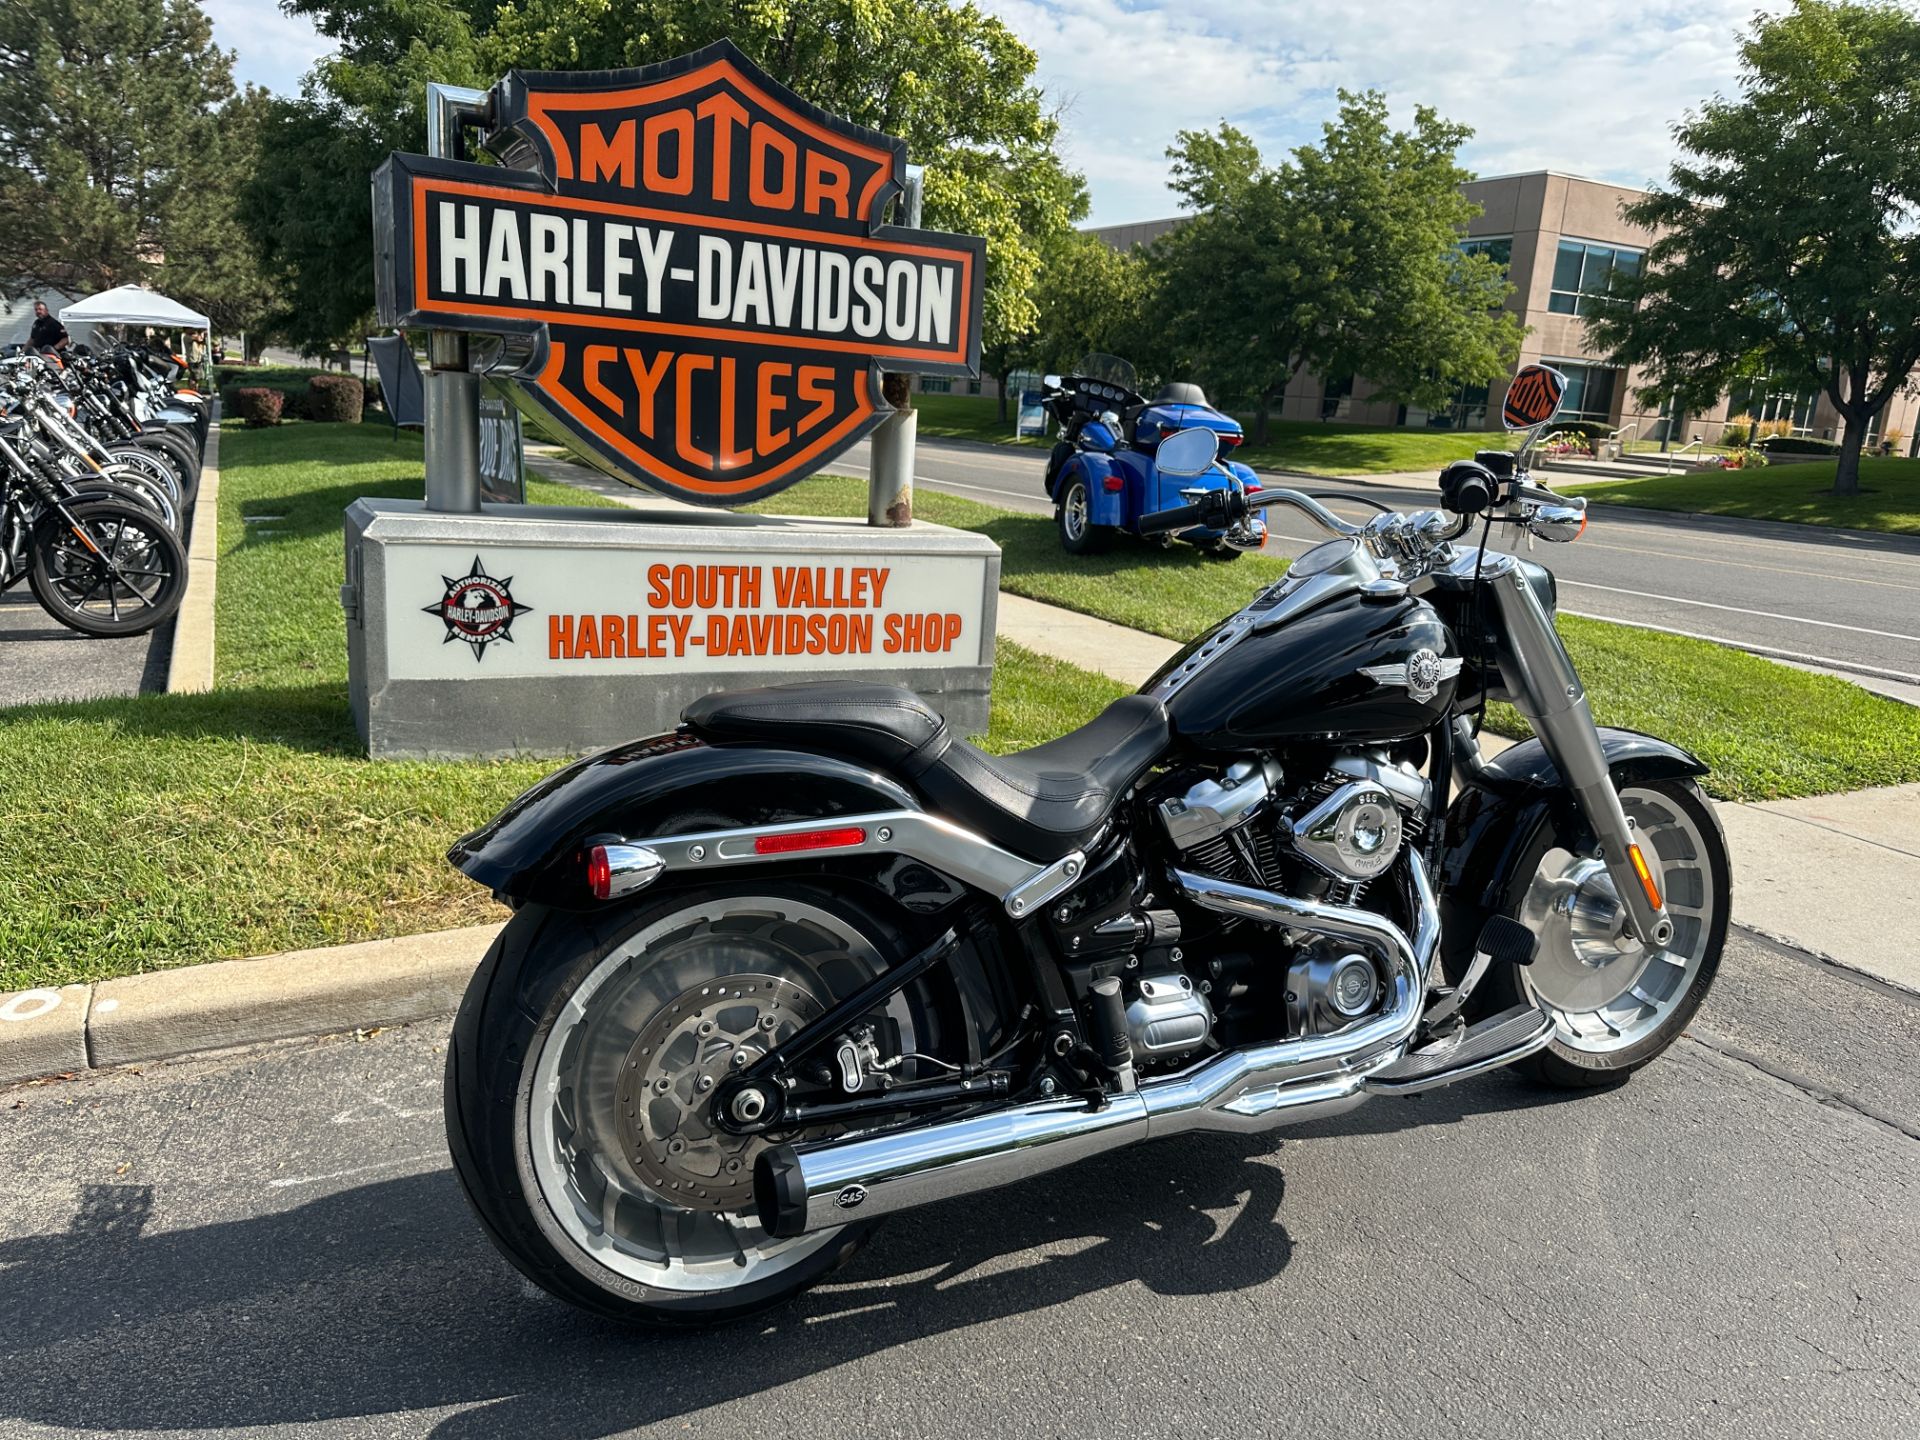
<box><xmin>446</xmin><ymin>889</ymin><xmax>926</xmax><ymax>1325</ymax></box>
<box><xmin>1506</xmin><ymin>779</ymin><xmax>1730</xmax><ymax>1088</ymax></box>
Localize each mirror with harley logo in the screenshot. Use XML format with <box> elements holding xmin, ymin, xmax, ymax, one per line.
<box><xmin>1502</xmin><ymin>364</ymin><xmax>1569</xmax><ymax>431</ymax></box>
<box><xmin>1156</xmin><ymin>426</ymin><xmax>1220</xmax><ymax>477</ymax></box>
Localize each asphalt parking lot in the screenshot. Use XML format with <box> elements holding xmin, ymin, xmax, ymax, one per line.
<box><xmin>2</xmin><ymin>929</ymin><xmax>1913</xmax><ymax>1440</ymax></box>
<box><xmin>0</xmin><ymin>584</ymin><xmax>172</xmax><ymax>705</ymax></box>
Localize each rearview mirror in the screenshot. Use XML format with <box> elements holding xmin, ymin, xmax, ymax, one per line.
<box><xmin>1503</xmin><ymin>364</ymin><xmax>1568</xmax><ymax>430</ymax></box>
<box><xmin>1156</xmin><ymin>426</ymin><xmax>1219</xmax><ymax>477</ymax></box>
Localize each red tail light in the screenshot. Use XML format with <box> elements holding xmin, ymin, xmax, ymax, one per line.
<box><xmin>1219</xmin><ymin>433</ymin><xmax>1243</xmax><ymax>449</ymax></box>
<box><xmin>1103</xmin><ymin>473</ymin><xmax>1124</xmax><ymax>491</ymax></box>
<box><xmin>586</xmin><ymin>845</ymin><xmax>613</xmax><ymax>900</ymax></box>
<box><xmin>753</xmin><ymin>826</ymin><xmax>867</xmax><ymax>855</ymax></box>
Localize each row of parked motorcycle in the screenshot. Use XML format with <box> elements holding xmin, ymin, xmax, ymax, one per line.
<box><xmin>0</xmin><ymin>344</ymin><xmax>207</xmax><ymax>636</ymax></box>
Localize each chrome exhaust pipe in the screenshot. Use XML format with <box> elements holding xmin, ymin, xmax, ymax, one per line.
<box><xmin>755</xmin><ymin>854</ymin><xmax>1440</xmax><ymax>1238</ymax></box>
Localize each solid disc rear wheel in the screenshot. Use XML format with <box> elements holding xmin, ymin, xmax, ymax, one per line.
<box><xmin>446</xmin><ymin>887</ymin><xmax>934</xmax><ymax>1325</ymax></box>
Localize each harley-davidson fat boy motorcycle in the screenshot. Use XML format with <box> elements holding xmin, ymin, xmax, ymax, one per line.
<box><xmin>444</xmin><ymin>365</ymin><xmax>1730</xmax><ymax>1325</ymax></box>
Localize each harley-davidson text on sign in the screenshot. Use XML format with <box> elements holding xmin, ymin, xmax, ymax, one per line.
<box><xmin>380</xmin><ymin>544</ymin><xmax>988</xmax><ymax>681</ymax></box>
<box><xmin>372</xmin><ymin>41</ymin><xmax>985</xmax><ymax>506</ymax></box>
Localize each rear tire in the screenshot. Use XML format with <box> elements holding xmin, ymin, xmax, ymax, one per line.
<box><xmin>445</xmin><ymin>886</ymin><xmax>947</xmax><ymax>1326</ymax></box>
<box><xmin>1057</xmin><ymin>477</ymin><xmax>1112</xmax><ymax>554</ymax></box>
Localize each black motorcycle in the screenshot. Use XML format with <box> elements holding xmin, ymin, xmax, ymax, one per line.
<box><xmin>442</xmin><ymin>365</ymin><xmax>1730</xmax><ymax>1326</ymax></box>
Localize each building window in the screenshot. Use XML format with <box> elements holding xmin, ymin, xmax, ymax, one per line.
<box><xmin>1542</xmin><ymin>361</ymin><xmax>1619</xmax><ymax>422</ymax></box>
<box><xmin>919</xmin><ymin>377</ymin><xmax>952</xmax><ymax>395</ymax></box>
<box><xmin>1458</xmin><ymin>236</ymin><xmax>1512</xmax><ymax>270</ymax></box>
<box><xmin>1727</xmin><ymin>377</ymin><xmax>1817</xmax><ymax>434</ymax></box>
<box><xmin>1548</xmin><ymin>240</ymin><xmax>1642</xmax><ymax>316</ymax></box>
<box><xmin>1319</xmin><ymin>374</ymin><xmax>1354</xmax><ymax>421</ymax></box>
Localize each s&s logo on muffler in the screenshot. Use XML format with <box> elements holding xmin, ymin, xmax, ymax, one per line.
<box><xmin>834</xmin><ymin>1184</ymin><xmax>868</xmax><ymax>1211</ymax></box>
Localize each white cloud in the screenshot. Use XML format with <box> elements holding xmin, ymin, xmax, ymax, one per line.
<box><xmin>203</xmin><ymin>0</ymin><xmax>330</xmax><ymax>97</ymax></box>
<box><xmin>981</xmin><ymin>0</ymin><xmax>1791</xmax><ymax>224</ymax></box>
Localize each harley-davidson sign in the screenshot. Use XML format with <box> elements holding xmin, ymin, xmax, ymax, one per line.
<box><xmin>372</xmin><ymin>41</ymin><xmax>986</xmax><ymax>505</ymax></box>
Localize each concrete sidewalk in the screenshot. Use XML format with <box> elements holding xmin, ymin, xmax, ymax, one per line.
<box><xmin>998</xmin><ymin>592</ymin><xmax>1920</xmax><ymax>994</ymax></box>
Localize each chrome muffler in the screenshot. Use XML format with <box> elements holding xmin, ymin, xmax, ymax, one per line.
<box><xmin>754</xmin><ymin>853</ymin><xmax>1440</xmax><ymax>1238</ymax></box>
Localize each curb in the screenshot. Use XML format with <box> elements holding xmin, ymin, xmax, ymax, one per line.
<box><xmin>165</xmin><ymin>418</ymin><xmax>221</xmax><ymax>694</ymax></box>
<box><xmin>0</xmin><ymin>923</ymin><xmax>501</xmax><ymax>1087</ymax></box>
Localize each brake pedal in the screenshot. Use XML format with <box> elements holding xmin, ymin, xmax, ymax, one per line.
<box><xmin>1424</xmin><ymin>916</ymin><xmax>1538</xmax><ymax>1028</ymax></box>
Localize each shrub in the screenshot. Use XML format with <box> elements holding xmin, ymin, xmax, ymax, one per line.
<box><xmin>1755</xmin><ymin>418</ymin><xmax>1794</xmax><ymax>442</ymax></box>
<box><xmin>231</xmin><ymin>387</ymin><xmax>285</xmax><ymax>428</ymax></box>
<box><xmin>1883</xmin><ymin>428</ymin><xmax>1905</xmax><ymax>455</ymax></box>
<box><xmin>1759</xmin><ymin>434</ymin><xmax>1839</xmax><ymax>456</ymax></box>
<box><xmin>306</xmin><ymin>374</ymin><xmax>365</xmax><ymax>423</ymax></box>
<box><xmin>1721</xmin><ymin>413</ymin><xmax>1755</xmax><ymax>448</ymax></box>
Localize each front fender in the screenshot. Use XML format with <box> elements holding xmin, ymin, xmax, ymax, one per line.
<box><xmin>1438</xmin><ymin>727</ymin><xmax>1708</xmax><ymax>958</ymax></box>
<box><xmin>449</xmin><ymin>732</ymin><xmax>918</xmax><ymax>906</ymax></box>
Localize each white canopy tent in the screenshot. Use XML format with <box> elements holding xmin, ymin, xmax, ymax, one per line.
<box><xmin>60</xmin><ymin>284</ymin><xmax>210</xmax><ymax>333</ymax></box>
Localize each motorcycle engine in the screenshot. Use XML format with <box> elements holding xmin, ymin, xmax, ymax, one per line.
<box><xmin>1152</xmin><ymin>752</ymin><xmax>1432</xmax><ymax>1042</ymax></box>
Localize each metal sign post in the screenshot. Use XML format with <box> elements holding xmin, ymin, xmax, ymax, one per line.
<box><xmin>421</xmin><ymin>83</ymin><xmax>491</xmax><ymax>514</ymax></box>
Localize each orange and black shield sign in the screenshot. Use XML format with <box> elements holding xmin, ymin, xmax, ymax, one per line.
<box><xmin>1501</xmin><ymin>364</ymin><xmax>1568</xmax><ymax>430</ymax></box>
<box><xmin>372</xmin><ymin>40</ymin><xmax>985</xmax><ymax>506</ymax></box>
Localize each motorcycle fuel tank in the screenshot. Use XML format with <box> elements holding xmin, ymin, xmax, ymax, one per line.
<box><xmin>1154</xmin><ymin>583</ymin><xmax>1460</xmax><ymax>749</ymax></box>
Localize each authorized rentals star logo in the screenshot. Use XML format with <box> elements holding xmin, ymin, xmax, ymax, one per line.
<box><xmin>425</xmin><ymin>556</ymin><xmax>532</xmax><ymax>661</ymax></box>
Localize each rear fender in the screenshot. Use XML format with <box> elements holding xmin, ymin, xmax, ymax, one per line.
<box><xmin>1438</xmin><ymin>727</ymin><xmax>1709</xmax><ymax>964</ymax></box>
<box><xmin>450</xmin><ymin>732</ymin><xmax>922</xmax><ymax>908</ymax></box>
<box><xmin>1059</xmin><ymin>453</ymin><xmax>1126</xmax><ymax>527</ymax></box>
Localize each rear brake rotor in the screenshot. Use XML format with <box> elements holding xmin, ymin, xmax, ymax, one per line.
<box><xmin>614</xmin><ymin>973</ymin><xmax>823</xmax><ymax>1211</ymax></box>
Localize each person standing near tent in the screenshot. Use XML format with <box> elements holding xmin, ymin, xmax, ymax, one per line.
<box><xmin>28</xmin><ymin>301</ymin><xmax>68</xmax><ymax>353</ymax></box>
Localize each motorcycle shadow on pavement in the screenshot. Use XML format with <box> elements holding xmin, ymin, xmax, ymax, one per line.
<box><xmin>0</xmin><ymin>1075</ymin><xmax>1565</xmax><ymax>1438</ymax></box>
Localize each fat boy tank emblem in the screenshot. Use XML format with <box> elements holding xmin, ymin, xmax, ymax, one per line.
<box><xmin>425</xmin><ymin>555</ymin><xmax>533</xmax><ymax>660</ymax></box>
<box><xmin>1360</xmin><ymin>648</ymin><xmax>1461</xmax><ymax>703</ymax></box>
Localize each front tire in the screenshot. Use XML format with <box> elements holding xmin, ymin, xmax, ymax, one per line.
<box><xmin>1056</xmin><ymin>476</ymin><xmax>1111</xmax><ymax>554</ymax></box>
<box><xmin>1488</xmin><ymin>778</ymin><xmax>1730</xmax><ymax>1089</ymax></box>
<box><xmin>29</xmin><ymin>499</ymin><xmax>187</xmax><ymax>637</ymax></box>
<box><xmin>446</xmin><ymin>886</ymin><xmax>937</xmax><ymax>1326</ymax></box>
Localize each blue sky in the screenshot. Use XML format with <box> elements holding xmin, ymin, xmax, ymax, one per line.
<box><xmin>210</xmin><ymin>0</ymin><xmax>1787</xmax><ymax>226</ymax></box>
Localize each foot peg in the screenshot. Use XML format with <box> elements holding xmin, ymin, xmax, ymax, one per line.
<box><xmin>1423</xmin><ymin>915</ymin><xmax>1538</xmax><ymax>1029</ymax></box>
<box><xmin>1368</xmin><ymin>1005</ymin><xmax>1555</xmax><ymax>1095</ymax></box>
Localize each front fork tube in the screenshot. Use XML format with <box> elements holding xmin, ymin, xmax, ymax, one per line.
<box><xmin>1482</xmin><ymin>558</ymin><xmax>1674</xmax><ymax>949</ymax></box>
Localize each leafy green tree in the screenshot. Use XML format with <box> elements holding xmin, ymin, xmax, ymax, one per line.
<box><xmin>1586</xmin><ymin>0</ymin><xmax>1920</xmax><ymax>496</ymax></box>
<box><xmin>0</xmin><ymin>0</ymin><xmax>235</xmax><ymax>300</ymax></box>
<box><xmin>248</xmin><ymin>0</ymin><xmax>1081</xmax><ymax>358</ymax></box>
<box><xmin>1143</xmin><ymin>99</ymin><xmax>1521</xmax><ymax>443</ymax></box>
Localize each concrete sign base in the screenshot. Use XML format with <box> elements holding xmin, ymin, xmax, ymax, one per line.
<box><xmin>343</xmin><ymin>500</ymin><xmax>1001</xmax><ymax>760</ymax></box>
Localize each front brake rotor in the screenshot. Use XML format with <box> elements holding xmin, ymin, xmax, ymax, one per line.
<box><xmin>614</xmin><ymin>973</ymin><xmax>824</xmax><ymax>1211</ymax></box>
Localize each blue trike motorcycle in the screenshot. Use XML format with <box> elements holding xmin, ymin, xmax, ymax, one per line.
<box><xmin>1039</xmin><ymin>354</ymin><xmax>1266</xmax><ymax>559</ymax></box>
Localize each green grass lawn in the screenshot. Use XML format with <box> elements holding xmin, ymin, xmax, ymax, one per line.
<box><xmin>1561</xmin><ymin>457</ymin><xmax>1920</xmax><ymax>535</ymax></box>
<box><xmin>905</xmin><ymin>392</ymin><xmax>1491</xmax><ymax>475</ymax></box>
<box><xmin>0</xmin><ymin>427</ymin><xmax>1122</xmax><ymax>990</ymax></box>
<box><xmin>762</xmin><ymin>473</ymin><xmax>1920</xmax><ymax>803</ymax></box>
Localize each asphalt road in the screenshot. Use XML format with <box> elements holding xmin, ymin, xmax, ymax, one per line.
<box><xmin>3</xmin><ymin>929</ymin><xmax>1915</xmax><ymax>1440</ymax></box>
<box><xmin>831</xmin><ymin>436</ymin><xmax>1920</xmax><ymax>693</ymax></box>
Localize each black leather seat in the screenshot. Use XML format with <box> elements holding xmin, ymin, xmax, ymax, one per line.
<box><xmin>683</xmin><ymin>682</ymin><xmax>1170</xmax><ymax>861</ymax></box>
<box><xmin>1153</xmin><ymin>382</ymin><xmax>1210</xmax><ymax>407</ymax></box>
